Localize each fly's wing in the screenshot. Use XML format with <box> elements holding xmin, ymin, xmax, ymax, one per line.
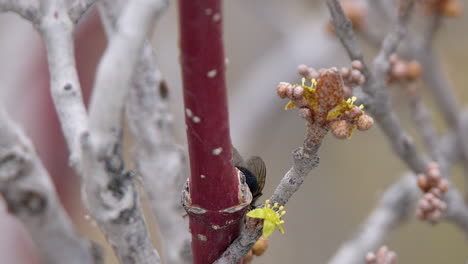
<box><xmin>232</xmin><ymin>146</ymin><xmax>247</xmax><ymax>168</ymax></box>
<box><xmin>246</xmin><ymin>156</ymin><xmax>266</xmax><ymax>198</ymax></box>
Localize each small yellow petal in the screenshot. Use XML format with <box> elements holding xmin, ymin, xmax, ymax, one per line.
<box><xmin>277</xmin><ymin>225</ymin><xmax>285</xmax><ymax>234</ymax></box>
<box><xmin>284</xmin><ymin>101</ymin><xmax>296</xmax><ymax>110</ymax></box>
<box><xmin>262</xmin><ymin>220</ymin><xmax>276</xmax><ymax>238</ymax></box>
<box><xmin>247</xmin><ymin>208</ymin><xmax>266</xmax><ymax>219</ymax></box>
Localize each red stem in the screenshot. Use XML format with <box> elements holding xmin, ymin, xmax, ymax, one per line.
<box><xmin>178</xmin><ymin>0</ymin><xmax>244</xmax><ymax>263</ymax></box>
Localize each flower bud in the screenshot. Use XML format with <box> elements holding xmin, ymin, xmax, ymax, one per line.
<box><xmin>331</xmin><ymin>120</ymin><xmax>352</xmax><ymax>139</ymax></box>
<box><xmin>391</xmin><ymin>61</ymin><xmax>408</xmax><ymax>79</ymax></box>
<box><xmin>351</xmin><ymin>60</ymin><xmax>363</xmax><ymax>70</ymax></box>
<box><xmin>406</xmin><ymin>61</ymin><xmax>422</xmax><ymax>80</ymax></box>
<box><xmin>357</xmin><ymin>114</ymin><xmax>374</xmax><ymax>131</ymax></box>
<box><xmin>277</xmin><ymin>82</ymin><xmax>291</xmax><ymax>98</ymax></box>
<box><xmin>292</xmin><ymin>85</ymin><xmax>304</xmax><ymax>99</ymax></box>
<box><xmin>243</xmin><ymin>250</ymin><xmax>254</xmax><ymax>263</ymax></box>
<box><xmin>438</xmin><ymin>179</ymin><xmax>449</xmax><ymax>193</ymax></box>
<box><xmin>442</xmin><ymin>0</ymin><xmax>462</xmax><ymax>17</ymax></box>
<box><xmin>297</xmin><ymin>64</ymin><xmax>309</xmax><ymax>77</ymax></box>
<box><xmin>252</xmin><ymin>237</ymin><xmax>269</xmax><ymax>256</ymax></box>
<box><xmin>340</xmin><ymin>67</ymin><xmax>350</xmax><ymax>78</ymax></box>
<box><xmin>417</xmin><ymin>174</ymin><xmax>428</xmax><ymax>191</ymax></box>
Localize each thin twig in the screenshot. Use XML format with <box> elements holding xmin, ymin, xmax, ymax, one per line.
<box><xmin>38</xmin><ymin>0</ymin><xmax>88</xmax><ymax>171</ymax></box>
<box><xmin>407</xmin><ymin>88</ymin><xmax>443</xmax><ymax>167</ymax></box>
<box><xmin>412</xmin><ymin>17</ymin><xmax>468</xmax><ymax>193</ymax></box>
<box><xmin>445</xmin><ymin>189</ymin><xmax>468</xmax><ymax>237</ymax></box>
<box><xmin>0</xmin><ymin>109</ymin><xmax>101</xmax><ymax>264</ymax></box>
<box><xmin>329</xmin><ymin>123</ymin><xmax>468</xmax><ymax>264</ymax></box>
<box><xmin>89</xmin><ymin>0</ymin><xmax>168</xmax><ymax>157</ymax></box>
<box><xmin>0</xmin><ymin>0</ymin><xmax>40</xmax><ymax>23</ymax></box>
<box><xmin>327</xmin><ymin>0</ymin><xmax>427</xmax><ymax>174</ymax></box>
<box><xmin>328</xmin><ymin>174</ymin><xmax>419</xmax><ymax>264</ymax></box>
<box><xmin>67</xmin><ymin>0</ymin><xmax>97</xmax><ymax>23</ymax></box>
<box><xmin>215</xmin><ymin>124</ymin><xmax>328</xmax><ymax>263</ymax></box>
<box><xmin>125</xmin><ymin>45</ymin><xmax>192</xmax><ymax>264</ymax></box>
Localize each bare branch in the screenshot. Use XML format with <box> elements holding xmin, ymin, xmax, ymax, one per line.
<box><xmin>89</xmin><ymin>0</ymin><xmax>168</xmax><ymax>157</ymax></box>
<box><xmin>0</xmin><ymin>0</ymin><xmax>40</xmax><ymax>23</ymax></box>
<box><xmin>413</xmin><ymin>34</ymin><xmax>468</xmax><ymax>192</ymax></box>
<box><xmin>327</xmin><ymin>0</ymin><xmax>427</xmax><ymax>174</ymax></box>
<box><xmin>215</xmin><ymin>123</ymin><xmax>328</xmax><ymax>263</ymax></box>
<box><xmin>78</xmin><ymin>0</ymin><xmax>170</xmax><ymax>263</ymax></box>
<box><xmin>445</xmin><ymin>189</ymin><xmax>468</xmax><ymax>237</ymax></box>
<box><xmin>125</xmin><ymin>45</ymin><xmax>192</xmax><ymax>264</ymax></box>
<box><xmin>38</xmin><ymin>0</ymin><xmax>88</xmax><ymax>171</ymax></box>
<box><xmin>407</xmin><ymin>88</ymin><xmax>443</xmax><ymax>167</ymax></box>
<box><xmin>6</xmin><ymin>0</ymin><xmax>169</xmax><ymax>262</ymax></box>
<box><xmin>328</xmin><ymin>117</ymin><xmax>467</xmax><ymax>264</ymax></box>
<box><xmin>98</xmin><ymin>0</ymin><xmax>191</xmax><ymax>262</ymax></box>
<box><xmin>0</xmin><ymin>109</ymin><xmax>101</xmax><ymax>264</ymax></box>
<box><xmin>67</xmin><ymin>0</ymin><xmax>97</xmax><ymax>23</ymax></box>
<box><xmin>329</xmin><ymin>174</ymin><xmax>418</xmax><ymax>264</ymax></box>
<box><xmin>213</xmin><ymin>218</ymin><xmax>263</xmax><ymax>264</ymax></box>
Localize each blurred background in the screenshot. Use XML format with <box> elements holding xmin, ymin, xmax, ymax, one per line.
<box><xmin>0</xmin><ymin>0</ymin><xmax>467</xmax><ymax>263</ymax></box>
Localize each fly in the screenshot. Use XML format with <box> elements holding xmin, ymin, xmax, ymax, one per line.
<box><xmin>232</xmin><ymin>147</ymin><xmax>266</xmax><ymax>206</ymax></box>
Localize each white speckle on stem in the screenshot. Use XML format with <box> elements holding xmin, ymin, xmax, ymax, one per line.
<box><xmin>185</xmin><ymin>108</ymin><xmax>193</xmax><ymax>117</ymax></box>
<box><xmin>212</xmin><ymin>13</ymin><xmax>221</xmax><ymax>22</ymax></box>
<box><xmin>193</xmin><ymin>116</ymin><xmax>201</xmax><ymax>123</ymax></box>
<box><xmin>197</xmin><ymin>234</ymin><xmax>207</xmax><ymax>241</ymax></box>
<box><xmin>200</xmin><ymin>174</ymin><xmax>206</xmax><ymax>179</ymax></box>
<box><xmin>212</xmin><ymin>147</ymin><xmax>223</xmax><ymax>155</ymax></box>
<box><xmin>207</xmin><ymin>69</ymin><xmax>217</xmax><ymax>78</ymax></box>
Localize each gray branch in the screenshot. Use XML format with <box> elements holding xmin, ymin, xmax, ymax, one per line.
<box><xmin>327</xmin><ymin>0</ymin><xmax>426</xmax><ymax>174</ymax></box>
<box><xmin>126</xmin><ymin>45</ymin><xmax>192</xmax><ymax>264</ymax></box>
<box><xmin>411</xmin><ymin>19</ymin><xmax>468</xmax><ymax>192</ymax></box>
<box><xmin>0</xmin><ymin>0</ymin><xmax>40</xmax><ymax>23</ymax></box>
<box><xmin>80</xmin><ymin>0</ymin><xmax>170</xmax><ymax>263</ymax></box>
<box><xmin>329</xmin><ymin>126</ymin><xmax>468</xmax><ymax>264</ymax></box>
<box><xmin>328</xmin><ymin>174</ymin><xmax>419</xmax><ymax>264</ymax></box>
<box><xmin>98</xmin><ymin>0</ymin><xmax>192</xmax><ymax>263</ymax></box>
<box><xmin>215</xmin><ymin>125</ymin><xmax>328</xmax><ymax>264</ymax></box>
<box><xmin>2</xmin><ymin>0</ymin><xmax>169</xmax><ymax>263</ymax></box>
<box><xmin>38</xmin><ymin>0</ymin><xmax>88</xmax><ymax>171</ymax></box>
<box><xmin>67</xmin><ymin>0</ymin><xmax>97</xmax><ymax>23</ymax></box>
<box><xmin>0</xmin><ymin>109</ymin><xmax>100</xmax><ymax>264</ymax></box>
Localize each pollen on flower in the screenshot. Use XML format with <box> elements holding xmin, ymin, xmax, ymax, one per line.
<box><xmin>246</xmin><ymin>200</ymin><xmax>286</xmax><ymax>238</ymax></box>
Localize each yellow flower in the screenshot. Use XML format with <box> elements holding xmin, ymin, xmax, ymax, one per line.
<box><xmin>326</xmin><ymin>96</ymin><xmax>364</xmax><ymax>120</ymax></box>
<box><xmin>284</xmin><ymin>78</ymin><xmax>318</xmax><ymax>110</ymax></box>
<box><xmin>246</xmin><ymin>200</ymin><xmax>286</xmax><ymax>238</ymax></box>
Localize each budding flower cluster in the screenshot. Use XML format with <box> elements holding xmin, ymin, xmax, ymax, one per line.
<box><xmin>326</xmin><ymin>0</ymin><xmax>366</xmax><ymax>35</ymax></box>
<box><xmin>388</xmin><ymin>54</ymin><xmax>422</xmax><ymax>83</ymax></box>
<box><xmin>279</xmin><ymin>68</ymin><xmax>373</xmax><ymax>139</ymax></box>
<box><xmin>298</xmin><ymin>60</ymin><xmax>365</xmax><ymax>99</ymax></box>
<box><xmin>365</xmin><ymin>246</ymin><xmax>397</xmax><ymax>264</ymax></box>
<box><xmin>416</xmin><ymin>162</ymin><xmax>449</xmax><ymax>223</ymax></box>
